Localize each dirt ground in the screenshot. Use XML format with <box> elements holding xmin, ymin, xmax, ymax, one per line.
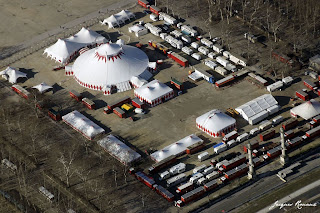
<box><xmin>0</xmin><ymin>1</ymin><xmax>319</xmax><ymax>213</ymax></box>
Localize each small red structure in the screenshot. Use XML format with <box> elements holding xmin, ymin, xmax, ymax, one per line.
<box><xmin>215</xmin><ymin>76</ymin><xmax>235</xmax><ymax>88</ymax></box>
<box><xmin>82</xmin><ymin>98</ymin><xmax>95</xmax><ymax>110</ymax></box>
<box><xmin>296</xmin><ymin>90</ymin><xmax>309</xmax><ymax>101</ymax></box>
<box><xmin>204</xmin><ymin>179</ymin><xmax>218</xmax><ymax>192</ymax></box>
<box><xmin>243</xmin><ymin>140</ymin><xmax>259</xmax><ymax>153</ymax></box>
<box><xmin>149</xmin><ymin>5</ymin><xmax>161</xmax><ymax>15</ymax></box>
<box><xmin>48</xmin><ymin>107</ymin><xmax>61</xmax><ymax>121</ymax></box>
<box><xmin>303</xmin><ymin>79</ymin><xmax>316</xmax><ymax>90</ymax></box>
<box><xmin>259</xmin><ymin>130</ymin><xmax>275</xmax><ymax>141</ymax></box>
<box><xmin>154</xmin><ymin>185</ymin><xmax>174</xmax><ymax>202</ymax></box>
<box><xmin>148</xmin><ymin>155</ymin><xmax>177</xmax><ymax>174</ymax></box>
<box><xmin>168</xmin><ymin>52</ymin><xmax>189</xmax><ymax>67</ymax></box>
<box><xmin>69</xmin><ymin>90</ymin><xmax>82</xmax><ymax>102</ymax></box>
<box><xmin>12</xmin><ymin>85</ymin><xmax>30</xmax><ymax>99</ymax></box>
<box><xmin>271</xmin><ymin>52</ymin><xmax>293</xmax><ymax>66</ymax></box>
<box><xmin>138</xmin><ymin>0</ymin><xmax>149</xmax><ymax>8</ymax></box>
<box><xmin>135</xmin><ymin>171</ymin><xmax>155</xmax><ymax>189</ymax></box>
<box><xmin>282</xmin><ymin>118</ymin><xmax>299</xmax><ymax>131</ymax></box>
<box><xmin>132</xmin><ymin>97</ymin><xmax>145</xmax><ymax>109</ymax></box>
<box><xmin>306</xmin><ymin>125</ymin><xmax>320</xmax><ymax>138</ymax></box>
<box><xmin>113</xmin><ymin>107</ymin><xmax>126</xmax><ymax>118</ymax></box>
<box><xmin>107</xmin><ymin>96</ymin><xmax>131</xmax><ymax>110</ymax></box>
<box><xmin>186</xmin><ymin>141</ymin><xmax>205</xmax><ymax>154</ymax></box>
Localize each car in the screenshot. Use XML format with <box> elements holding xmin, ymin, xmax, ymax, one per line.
<box><xmin>212</xmin><ymin>37</ymin><xmax>221</xmax><ymax>43</ymax></box>
<box><xmin>135</xmin><ymin>108</ymin><xmax>145</xmax><ymax>114</ymax></box>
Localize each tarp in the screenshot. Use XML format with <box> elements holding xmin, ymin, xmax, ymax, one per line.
<box><xmin>0</xmin><ymin>67</ymin><xmax>27</xmax><ymax>83</ymax></box>
<box><xmin>62</xmin><ymin>110</ymin><xmax>105</xmax><ymax>140</ymax></box>
<box><xmin>196</xmin><ymin>109</ymin><xmax>236</xmax><ymax>137</ymax></box>
<box><xmin>236</xmin><ymin>94</ymin><xmax>278</xmax><ymax>121</ymax></box>
<box><xmin>150</xmin><ymin>134</ymin><xmax>203</xmax><ymax>162</ymax></box>
<box><xmin>290</xmin><ymin>99</ymin><xmax>320</xmax><ymax>120</ymax></box>
<box><xmin>32</xmin><ymin>82</ymin><xmax>53</xmax><ymax>93</ymax></box>
<box><xmin>97</xmin><ymin>134</ymin><xmax>141</xmax><ymax>165</ymax></box>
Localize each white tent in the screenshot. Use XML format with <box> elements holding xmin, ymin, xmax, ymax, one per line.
<box><xmin>71</xmin><ymin>42</ymin><xmax>149</xmax><ymax>93</ymax></box>
<box><xmin>134</xmin><ymin>80</ymin><xmax>174</xmax><ymax>107</ymax></box>
<box><xmin>150</xmin><ymin>134</ymin><xmax>203</xmax><ymax>162</ymax></box>
<box><xmin>290</xmin><ymin>99</ymin><xmax>320</xmax><ymax>120</ymax></box>
<box><xmin>236</xmin><ymin>94</ymin><xmax>278</xmax><ymax>121</ymax></box>
<box><xmin>130</xmin><ymin>76</ymin><xmax>148</xmax><ymax>88</ymax></box>
<box><xmin>62</xmin><ymin>110</ymin><xmax>105</xmax><ymax>140</ymax></box>
<box><xmin>97</xmin><ymin>134</ymin><xmax>141</xmax><ymax>165</ymax></box>
<box><xmin>44</xmin><ymin>28</ymin><xmax>107</xmax><ymax>64</ymax></box>
<box><xmin>32</xmin><ymin>82</ymin><xmax>53</xmax><ymax>93</ymax></box>
<box><xmin>116</xmin><ymin>10</ymin><xmax>135</xmax><ymax>21</ymax></box>
<box><xmin>0</xmin><ymin>67</ymin><xmax>27</xmax><ymax>83</ymax></box>
<box><xmin>196</xmin><ymin>109</ymin><xmax>236</xmax><ymax>137</ymax></box>
<box><xmin>102</xmin><ymin>10</ymin><xmax>135</xmax><ymax>28</ymax></box>
<box><xmin>102</xmin><ymin>15</ymin><xmax>121</xmax><ymax>28</ymax></box>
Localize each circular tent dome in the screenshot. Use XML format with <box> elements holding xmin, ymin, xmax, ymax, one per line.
<box><xmin>72</xmin><ymin>42</ymin><xmax>149</xmax><ymax>91</ymax></box>
<box><xmin>196</xmin><ymin>109</ymin><xmax>236</xmax><ymax>137</ymax></box>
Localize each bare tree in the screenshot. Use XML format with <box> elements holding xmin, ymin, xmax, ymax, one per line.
<box><xmin>57</xmin><ymin>150</ymin><xmax>76</xmax><ymax>187</ymax></box>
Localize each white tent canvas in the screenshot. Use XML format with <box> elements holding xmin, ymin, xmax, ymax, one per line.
<box><xmin>0</xmin><ymin>67</ymin><xmax>27</xmax><ymax>83</ymax></box>
<box><xmin>290</xmin><ymin>99</ymin><xmax>320</xmax><ymax>120</ymax></box>
<box><xmin>130</xmin><ymin>76</ymin><xmax>148</xmax><ymax>88</ymax></box>
<box><xmin>102</xmin><ymin>10</ymin><xmax>135</xmax><ymax>28</ymax></box>
<box><xmin>196</xmin><ymin>109</ymin><xmax>236</xmax><ymax>137</ymax></box>
<box><xmin>150</xmin><ymin>134</ymin><xmax>203</xmax><ymax>162</ymax></box>
<box><xmin>32</xmin><ymin>82</ymin><xmax>53</xmax><ymax>93</ymax></box>
<box><xmin>67</xmin><ymin>27</ymin><xmax>107</xmax><ymax>45</ymax></box>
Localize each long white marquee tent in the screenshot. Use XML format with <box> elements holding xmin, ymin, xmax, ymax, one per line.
<box><xmin>62</xmin><ymin>110</ymin><xmax>105</xmax><ymax>140</ymax></box>
<box><xmin>44</xmin><ymin>27</ymin><xmax>107</xmax><ymax>64</ymax></box>
<box><xmin>290</xmin><ymin>99</ymin><xmax>320</xmax><ymax>120</ymax></box>
<box><xmin>97</xmin><ymin>134</ymin><xmax>141</xmax><ymax>165</ymax></box>
<box><xmin>0</xmin><ymin>67</ymin><xmax>27</xmax><ymax>84</ymax></box>
<box><xmin>236</xmin><ymin>94</ymin><xmax>279</xmax><ymax>124</ymax></box>
<box><xmin>134</xmin><ymin>80</ymin><xmax>174</xmax><ymax>107</ymax></box>
<box><xmin>196</xmin><ymin>109</ymin><xmax>236</xmax><ymax>137</ymax></box>
<box><xmin>150</xmin><ymin>134</ymin><xmax>203</xmax><ymax>162</ymax></box>
<box><xmin>102</xmin><ymin>10</ymin><xmax>135</xmax><ymax>28</ymax></box>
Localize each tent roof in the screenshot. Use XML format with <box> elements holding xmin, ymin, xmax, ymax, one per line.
<box><xmin>134</xmin><ymin>80</ymin><xmax>173</xmax><ymax>103</ymax></box>
<box><xmin>150</xmin><ymin>134</ymin><xmax>203</xmax><ymax>162</ymax></box>
<box><xmin>97</xmin><ymin>134</ymin><xmax>141</xmax><ymax>165</ymax></box>
<box><xmin>196</xmin><ymin>109</ymin><xmax>236</xmax><ymax>133</ymax></box>
<box><xmin>67</xmin><ymin>27</ymin><xmax>107</xmax><ymax>44</ymax></box>
<box><xmin>0</xmin><ymin>67</ymin><xmax>27</xmax><ymax>83</ymax></box>
<box><xmin>62</xmin><ymin>110</ymin><xmax>105</xmax><ymax>139</ymax></box>
<box><xmin>72</xmin><ymin>42</ymin><xmax>149</xmax><ymax>89</ymax></box>
<box><xmin>32</xmin><ymin>82</ymin><xmax>53</xmax><ymax>93</ymax></box>
<box><xmin>290</xmin><ymin>99</ymin><xmax>320</xmax><ymax>120</ymax></box>
<box><xmin>236</xmin><ymin>94</ymin><xmax>278</xmax><ymax>120</ymax></box>
<box><xmin>129</xmin><ymin>24</ymin><xmax>145</xmax><ymax>33</ymax></box>
<box><xmin>130</xmin><ymin>76</ymin><xmax>147</xmax><ymax>88</ymax></box>
<box><xmin>102</xmin><ymin>10</ymin><xmax>135</xmax><ymax>28</ymax></box>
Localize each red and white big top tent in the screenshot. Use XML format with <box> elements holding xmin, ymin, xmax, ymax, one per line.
<box><xmin>70</xmin><ymin>40</ymin><xmax>151</xmax><ymax>94</ymax></box>
<box><xmin>134</xmin><ymin>80</ymin><xmax>174</xmax><ymax>107</ymax></box>
<box><xmin>196</xmin><ymin>109</ymin><xmax>236</xmax><ymax>137</ymax></box>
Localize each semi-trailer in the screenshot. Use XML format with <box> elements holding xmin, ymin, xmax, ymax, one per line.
<box><xmin>168</xmin><ymin>52</ymin><xmax>189</xmax><ymax>67</ymax></box>
<box><xmin>259</xmin><ymin>129</ymin><xmax>276</xmax><ymax>141</ymax></box>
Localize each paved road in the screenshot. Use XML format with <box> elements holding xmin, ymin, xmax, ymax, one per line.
<box><xmin>199</xmin><ymin>152</ymin><xmax>320</xmax><ymax>213</ymax></box>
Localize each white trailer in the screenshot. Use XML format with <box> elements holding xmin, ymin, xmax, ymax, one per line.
<box><xmin>200</xmin><ymin>38</ymin><xmax>213</xmax><ymax>48</ymax></box>
<box><xmin>191</xmin><ymin>53</ymin><xmax>201</xmax><ymax>60</ymax></box>
<box><xmin>205</xmin><ymin>60</ymin><xmax>218</xmax><ymax>70</ymax></box>
<box><xmin>282</xmin><ymin>76</ymin><xmax>293</xmax><ymax>85</ymax></box>
<box><xmin>193</xmin><ymin>164</ymin><xmax>207</xmax><ymax>174</ymax></box>
<box><xmin>216</xmin><ymin>56</ymin><xmax>229</xmax><ymax>67</ymax></box>
<box><xmin>1</xmin><ymin>158</ymin><xmax>17</xmax><ymax>171</ymax></box>
<box><xmin>189</xmin><ymin>173</ymin><xmax>204</xmax><ymax>184</ymax></box>
<box><xmin>208</xmin><ymin>52</ymin><xmax>217</xmax><ymax>59</ymax></box>
<box><xmin>259</xmin><ymin>120</ymin><xmax>272</xmax><ymax>131</ymax></box>
<box><xmin>272</xmin><ymin>115</ymin><xmax>283</xmax><ymax>125</ymax></box>
<box><xmin>159</xmin><ymin>171</ymin><xmax>170</xmax><ymax>180</ymax></box>
<box><xmin>223</xmin><ymin>51</ymin><xmax>231</xmax><ymax>59</ymax></box>
<box><xmin>167</xmin><ymin>173</ymin><xmax>187</xmax><ymax>187</ymax></box>
<box><xmin>226</xmin><ymin>64</ymin><xmax>237</xmax><ymax>72</ymax></box>
<box><xmin>206</xmin><ymin>171</ymin><xmax>220</xmax><ymax>181</ymax></box>
<box><xmin>212</xmin><ymin>44</ymin><xmax>224</xmax><ymax>53</ymax></box>
<box><xmin>267</xmin><ymin>81</ymin><xmax>283</xmax><ymax>92</ymax></box>
<box><xmin>229</xmin><ymin>53</ymin><xmax>247</xmax><ymax>66</ymax></box>
<box><xmin>250</xmin><ymin>128</ymin><xmax>260</xmax><ymax>136</ymax></box>
<box><xmin>181</xmin><ymin>25</ymin><xmax>198</xmax><ymax>37</ymax></box>
<box><xmin>198</xmin><ymin>152</ymin><xmax>209</xmax><ymax>162</ymax></box>
<box><xmin>170</xmin><ymin>30</ymin><xmax>183</xmax><ymax>38</ymax></box>
<box><xmin>150</xmin><ymin>14</ymin><xmax>158</xmax><ymax>21</ymax></box>
<box><xmin>202</xmin><ymin>166</ymin><xmax>215</xmax><ymax>175</ymax></box>
<box><xmin>160</xmin><ymin>33</ymin><xmax>168</xmax><ymax>40</ymax></box>
<box><xmin>198</xmin><ymin>46</ymin><xmax>209</xmax><ymax>55</ymax></box>
<box><xmin>182</xmin><ymin>46</ymin><xmax>193</xmax><ymax>55</ymax></box>
<box><xmin>236</xmin><ymin>133</ymin><xmax>249</xmax><ymax>143</ymax></box>
<box><xmin>159</xmin><ymin>12</ymin><xmax>177</xmax><ymax>25</ymax></box>
<box><xmin>227</xmin><ymin>139</ymin><xmax>237</xmax><ymax>147</ymax></box>
<box><xmin>214</xmin><ymin>143</ymin><xmax>227</xmax><ymax>154</ymax></box>
<box><xmin>215</xmin><ymin>66</ymin><xmax>228</xmax><ymax>76</ymax></box>
<box><xmin>191</xmin><ymin>42</ymin><xmax>200</xmax><ymax>49</ymax></box>
<box><xmin>169</xmin><ymin>163</ymin><xmax>186</xmax><ymax>175</ymax></box>
<box><xmin>197</xmin><ymin>177</ymin><xmax>207</xmax><ymax>185</ymax></box>
<box><xmin>181</xmin><ymin>35</ymin><xmax>192</xmax><ymax>43</ymax></box>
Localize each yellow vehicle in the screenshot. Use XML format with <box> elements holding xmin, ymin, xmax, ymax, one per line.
<box><xmin>121</xmin><ymin>103</ymin><xmax>134</xmax><ymax>112</ymax></box>
<box><xmin>226</xmin><ymin>108</ymin><xmax>239</xmax><ymax>117</ymax></box>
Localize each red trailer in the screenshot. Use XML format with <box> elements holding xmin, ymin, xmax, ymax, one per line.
<box><xmin>204</xmin><ymin>179</ymin><xmax>218</xmax><ymax>192</ymax></box>
<box><xmin>12</xmin><ymin>85</ymin><xmax>30</xmax><ymax>99</ymax></box>
<box><xmin>222</xmin><ymin>155</ymin><xmax>246</xmax><ymax>171</ymax></box>
<box><xmin>177</xmin><ymin>182</ymin><xmax>194</xmax><ymax>194</ymax></box>
<box><xmin>154</xmin><ymin>185</ymin><xmax>174</xmax><ymax>202</ymax></box>
<box><xmin>296</xmin><ymin>90</ymin><xmax>309</xmax><ymax>101</ymax></box>
<box><xmin>259</xmin><ymin>130</ymin><xmax>275</xmax><ymax>141</ymax></box>
<box><xmin>148</xmin><ymin>155</ymin><xmax>177</xmax><ymax>174</ymax></box>
<box><xmin>181</xmin><ymin>187</ymin><xmax>205</xmax><ymax>204</ymax></box>
<box><xmin>82</xmin><ymin>98</ymin><xmax>95</xmax><ymax>110</ymax></box>
<box><xmin>271</xmin><ymin>52</ymin><xmax>293</xmax><ymax>66</ymax></box>
<box><xmin>243</xmin><ymin>140</ymin><xmax>259</xmax><ymax>153</ymax></box>
<box><xmin>113</xmin><ymin>107</ymin><xmax>126</xmax><ymax>118</ymax></box>
<box><xmin>284</xmin><ymin>130</ymin><xmax>295</xmax><ymax>139</ymax></box>
<box><xmin>168</xmin><ymin>52</ymin><xmax>189</xmax><ymax>67</ymax></box>
<box><xmin>282</xmin><ymin>118</ymin><xmax>299</xmax><ymax>131</ymax></box>
<box><xmin>135</xmin><ymin>171</ymin><xmax>155</xmax><ymax>189</ymax></box>
<box><xmin>252</xmin><ymin>157</ymin><xmax>262</xmax><ymax>167</ymax></box>
<box><xmin>288</xmin><ymin>137</ymin><xmax>302</xmax><ymax>148</ymax></box>
<box><xmin>313</xmin><ymin>115</ymin><xmax>320</xmax><ymax>123</ymax></box>
<box><xmin>69</xmin><ymin>90</ymin><xmax>82</xmax><ymax>102</ymax></box>
<box><xmin>186</xmin><ymin>141</ymin><xmax>205</xmax><ymax>154</ymax></box>
<box><xmin>132</xmin><ymin>98</ymin><xmax>145</xmax><ymax>109</ymax></box>
<box><xmin>306</xmin><ymin>125</ymin><xmax>320</xmax><ymax>138</ymax></box>
<box><xmin>224</xmin><ymin>164</ymin><xmax>248</xmax><ymax>180</ymax></box>
<box><xmin>138</xmin><ymin>0</ymin><xmax>149</xmax><ymax>8</ymax></box>
<box><xmin>48</xmin><ymin>107</ymin><xmax>61</xmax><ymax>121</ymax></box>
<box><xmin>303</xmin><ymin>79</ymin><xmax>316</xmax><ymax>90</ymax></box>
<box><xmin>267</xmin><ymin>146</ymin><xmax>281</xmax><ymax>159</ymax></box>
<box><xmin>149</xmin><ymin>5</ymin><xmax>161</xmax><ymax>15</ymax></box>
<box><xmin>106</xmin><ymin>96</ymin><xmax>132</xmax><ymax>113</ymax></box>
<box><xmin>215</xmin><ymin>75</ymin><xmax>235</xmax><ymax>88</ymax></box>
<box><xmin>171</xmin><ymin>78</ymin><xmax>184</xmax><ymax>90</ymax></box>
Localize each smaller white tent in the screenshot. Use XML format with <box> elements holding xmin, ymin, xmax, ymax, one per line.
<box><xmin>134</xmin><ymin>80</ymin><xmax>174</xmax><ymax>107</ymax></box>
<box><xmin>130</xmin><ymin>76</ymin><xmax>148</xmax><ymax>88</ymax></box>
<box><xmin>196</xmin><ymin>109</ymin><xmax>236</xmax><ymax>137</ymax></box>
<box><xmin>0</xmin><ymin>67</ymin><xmax>27</xmax><ymax>83</ymax></box>
<box><xmin>67</xmin><ymin>27</ymin><xmax>108</xmax><ymax>45</ymax></box>
<box><xmin>290</xmin><ymin>99</ymin><xmax>320</xmax><ymax>120</ymax></box>
<box><xmin>102</xmin><ymin>15</ymin><xmax>121</xmax><ymax>28</ymax></box>
<box><xmin>116</xmin><ymin>10</ymin><xmax>135</xmax><ymax>20</ymax></box>
<box><xmin>32</xmin><ymin>82</ymin><xmax>53</xmax><ymax>93</ymax></box>
<box><xmin>102</xmin><ymin>10</ymin><xmax>135</xmax><ymax>28</ymax></box>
